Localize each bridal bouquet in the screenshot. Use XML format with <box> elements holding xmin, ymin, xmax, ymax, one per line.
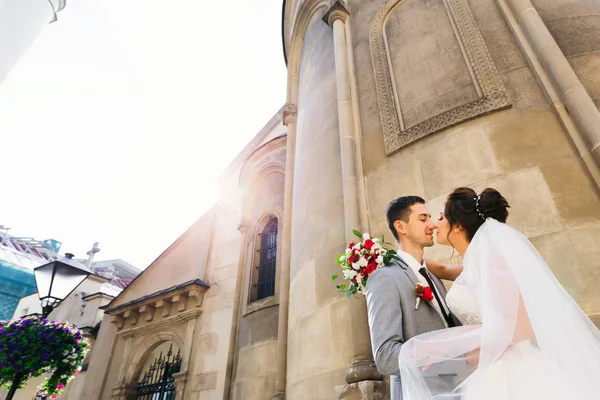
<box><xmin>332</xmin><ymin>230</ymin><xmax>399</xmax><ymax>297</ymax></box>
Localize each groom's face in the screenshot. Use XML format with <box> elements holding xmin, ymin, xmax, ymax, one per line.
<box><xmin>398</xmin><ymin>203</ymin><xmax>436</xmax><ymax>248</ymax></box>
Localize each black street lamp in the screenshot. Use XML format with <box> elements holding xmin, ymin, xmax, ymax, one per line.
<box><xmin>33</xmin><ymin>253</ymin><xmax>91</xmax><ymax>318</ymax></box>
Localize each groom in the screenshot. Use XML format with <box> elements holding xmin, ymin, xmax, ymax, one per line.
<box><xmin>366</xmin><ymin>196</ymin><xmax>459</xmax><ymax>399</ymax></box>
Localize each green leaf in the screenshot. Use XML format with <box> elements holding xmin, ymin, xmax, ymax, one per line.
<box><xmin>331</xmin><ymin>274</ymin><xmax>339</xmax><ymax>281</ymax></box>
<box><xmin>352</xmin><ymin>229</ymin><xmax>363</xmax><ymax>239</ymax></box>
<box><xmin>339</xmin><ymin>284</ymin><xmax>347</xmax><ymax>290</ymax></box>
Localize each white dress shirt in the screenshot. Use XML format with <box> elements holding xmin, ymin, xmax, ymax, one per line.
<box><xmin>397</xmin><ymin>249</ymin><xmax>449</xmax><ymax>328</ymax></box>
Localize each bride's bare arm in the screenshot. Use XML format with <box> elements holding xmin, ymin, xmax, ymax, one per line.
<box><xmin>425</xmin><ymin>259</ymin><xmax>463</xmax><ymax>281</ymax></box>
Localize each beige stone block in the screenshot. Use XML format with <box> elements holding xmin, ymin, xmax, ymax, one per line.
<box><xmin>315</xmin><ymin>243</ymin><xmax>349</xmax><ymax>308</ymax></box>
<box><xmin>501</xmin><ymin>67</ymin><xmax>548</xmax><ymax>111</ymax></box>
<box><xmin>287</xmin><ymin>367</ymin><xmax>347</xmax><ymax>400</ymax></box>
<box><xmin>215</xmin><ymin>240</ymin><xmax>242</xmax><ymax>268</ymax></box>
<box><xmin>288</xmin><ymin>305</ymin><xmax>350</xmax><ymax>384</ymax></box>
<box><xmin>568</xmin><ymin>52</ymin><xmax>600</xmax><ymax>101</ymax></box>
<box><xmin>469</xmin><ymin>0</ymin><xmax>529</xmax><ymax>73</ymax></box>
<box><xmin>531</xmin><ymin>0</ymin><xmax>600</xmax><ymax>21</ymax></box>
<box><xmin>486</xmin><ymin>109</ymin><xmax>574</xmax><ymax>171</ymax></box>
<box><xmin>193</xmin><ymin>354</ymin><xmax>204</xmax><ymax>375</ymax></box>
<box><xmin>238</xmin><ymin>306</ymin><xmax>279</xmax><ymax>348</ymax></box>
<box><xmin>420</xmin><ymin>124</ymin><xmax>501</xmax><ymax>198</ymax></box>
<box><xmin>364</xmin><ymin>142</ymin><xmax>427</xmax><ymax>232</ymax></box>
<box><xmin>328</xmin><ymin>300</ymin><xmax>354</xmax><ymax>367</ymax></box>
<box><xmin>232</xmin><ymin>376</ymin><xmax>269</xmax><ymax>400</ymax></box>
<box><xmin>538</xmin><ymin>158</ymin><xmax>600</xmax><ymax>227</ymax></box>
<box><xmin>288</xmin><ymin>259</ymin><xmax>316</xmax><ymax>331</ymax></box>
<box><xmin>191</xmin><ymin>371</ymin><xmax>217</xmax><ymax>392</ymax></box>
<box><xmin>530</xmin><ymin>232</ymin><xmax>585</xmax><ymax>298</ymax></box>
<box><xmin>565</xmin><ymin>224</ymin><xmax>600</xmax><ymax>315</ymax></box>
<box><xmin>546</xmin><ymin>16</ymin><xmax>600</xmax><ymax>58</ymax></box>
<box><xmin>208</xmin><ymin>263</ymin><xmax>237</xmax><ymax>283</ymax></box>
<box><xmin>471</xmin><ymin>168</ymin><xmax>564</xmax><ymax>237</ymax></box>
<box><xmin>235</xmin><ymin>341</ymin><xmax>277</xmax><ymax>379</ymax></box>
<box><xmin>198</xmin><ymin>333</ymin><xmax>218</xmax><ymax>354</ymax></box>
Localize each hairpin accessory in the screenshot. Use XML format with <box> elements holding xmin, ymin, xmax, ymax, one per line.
<box><xmin>475</xmin><ymin>194</ymin><xmax>486</xmax><ymax>220</ymax></box>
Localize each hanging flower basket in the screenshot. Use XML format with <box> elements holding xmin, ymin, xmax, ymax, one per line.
<box><xmin>0</xmin><ymin>317</ymin><xmax>90</xmax><ymax>399</ymax></box>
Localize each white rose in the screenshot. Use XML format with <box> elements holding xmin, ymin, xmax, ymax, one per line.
<box><xmin>352</xmin><ymin>262</ymin><xmax>360</xmax><ymax>271</ymax></box>
<box><xmin>353</xmin><ymin>243</ymin><xmax>361</xmax><ymax>250</ymax></box>
<box><xmin>343</xmin><ymin>269</ymin><xmax>357</xmax><ymax>280</ymax></box>
<box><xmin>372</xmin><ymin>244</ymin><xmax>380</xmax><ymax>251</ymax></box>
<box><xmin>376</xmin><ymin>256</ymin><xmax>384</xmax><ymax>264</ymax></box>
<box><xmin>358</xmin><ymin>257</ymin><xmax>368</xmax><ymax>267</ymax></box>
<box><xmin>363</xmin><ymin>233</ymin><xmax>371</xmax><ymax>240</ymax></box>
<box><xmin>345</xmin><ymin>248</ymin><xmax>352</xmax><ymax>255</ymax></box>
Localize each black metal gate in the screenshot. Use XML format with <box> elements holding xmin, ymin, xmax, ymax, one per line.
<box><xmin>257</xmin><ymin>218</ymin><xmax>278</xmax><ymax>300</ymax></box>
<box><xmin>136</xmin><ymin>345</ymin><xmax>182</xmax><ymax>400</ymax></box>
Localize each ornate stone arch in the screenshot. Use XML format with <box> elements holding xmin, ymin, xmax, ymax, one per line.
<box><xmin>125</xmin><ymin>331</ymin><xmax>186</xmax><ymax>385</ymax></box>
<box><xmin>369</xmin><ymin>0</ymin><xmax>511</xmax><ymax>154</ymax></box>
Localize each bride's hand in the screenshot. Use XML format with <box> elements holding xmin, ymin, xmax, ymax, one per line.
<box><xmin>465</xmin><ymin>348</ymin><xmax>480</xmax><ymax>366</ymax></box>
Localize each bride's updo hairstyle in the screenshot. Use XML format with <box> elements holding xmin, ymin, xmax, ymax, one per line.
<box><xmin>444</xmin><ymin>187</ymin><xmax>510</xmax><ymax>241</ymax></box>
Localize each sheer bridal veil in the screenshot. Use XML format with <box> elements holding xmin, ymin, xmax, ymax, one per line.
<box><xmin>398</xmin><ymin>218</ymin><xmax>600</xmax><ymax>399</ymax></box>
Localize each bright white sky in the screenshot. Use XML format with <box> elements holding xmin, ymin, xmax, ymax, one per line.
<box><xmin>0</xmin><ymin>0</ymin><xmax>287</xmax><ymax>269</ymax></box>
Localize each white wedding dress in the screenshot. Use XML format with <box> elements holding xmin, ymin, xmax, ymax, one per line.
<box><xmin>398</xmin><ymin>219</ymin><xmax>600</xmax><ymax>399</ymax></box>
<box><xmin>445</xmin><ymin>274</ymin><xmax>572</xmax><ymax>399</ymax></box>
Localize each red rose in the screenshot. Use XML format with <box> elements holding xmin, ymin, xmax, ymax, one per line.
<box><xmin>360</xmin><ymin>269</ymin><xmax>367</xmax><ymax>276</ymax></box>
<box><xmin>351</xmin><ymin>276</ymin><xmax>358</xmax><ymax>284</ymax></box>
<box><xmin>348</xmin><ymin>242</ymin><xmax>355</xmax><ymax>249</ymax></box>
<box><xmin>350</xmin><ymin>254</ymin><xmax>359</xmax><ymax>264</ymax></box>
<box><xmin>363</xmin><ymin>239</ymin><xmax>374</xmax><ymax>250</ymax></box>
<box><xmin>422</xmin><ymin>286</ymin><xmax>434</xmax><ymax>302</ymax></box>
<box><xmin>366</xmin><ymin>261</ymin><xmax>378</xmax><ymax>274</ymax></box>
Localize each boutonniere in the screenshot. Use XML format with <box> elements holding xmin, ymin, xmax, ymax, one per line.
<box><xmin>414</xmin><ymin>283</ymin><xmax>434</xmax><ymax>310</ymax></box>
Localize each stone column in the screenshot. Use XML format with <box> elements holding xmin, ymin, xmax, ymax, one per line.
<box><xmin>498</xmin><ymin>0</ymin><xmax>600</xmax><ymax>184</ymax></box>
<box><xmin>272</xmin><ymin>104</ymin><xmax>298</xmax><ymax>400</ymax></box>
<box><xmin>173</xmin><ymin>372</ymin><xmax>188</xmax><ymax>400</ymax></box>
<box><xmin>224</xmin><ymin>222</ymin><xmax>250</xmax><ymax>399</ymax></box>
<box><xmin>323</xmin><ymin>0</ymin><xmax>384</xmax><ymax>392</ymax></box>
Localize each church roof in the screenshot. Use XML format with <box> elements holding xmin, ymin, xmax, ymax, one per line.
<box><xmin>102</xmin><ymin>278</ymin><xmax>209</xmax><ymax>313</ymax></box>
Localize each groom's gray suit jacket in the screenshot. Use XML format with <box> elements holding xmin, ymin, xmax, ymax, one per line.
<box><xmin>365</xmin><ymin>256</ymin><xmax>459</xmax><ymax>400</ymax></box>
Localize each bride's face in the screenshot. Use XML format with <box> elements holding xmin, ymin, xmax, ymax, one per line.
<box><xmin>435</xmin><ymin>210</ymin><xmax>452</xmax><ymax>246</ymax></box>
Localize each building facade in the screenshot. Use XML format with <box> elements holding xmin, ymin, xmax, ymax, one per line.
<box><xmin>83</xmin><ymin>1</ymin><xmax>600</xmax><ymax>399</ymax></box>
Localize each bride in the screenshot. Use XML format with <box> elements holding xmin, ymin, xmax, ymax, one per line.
<box><xmin>400</xmin><ymin>187</ymin><xmax>600</xmax><ymax>399</ymax></box>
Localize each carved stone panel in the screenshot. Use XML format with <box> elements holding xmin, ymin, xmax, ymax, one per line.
<box><xmin>370</xmin><ymin>0</ymin><xmax>511</xmax><ymax>154</ymax></box>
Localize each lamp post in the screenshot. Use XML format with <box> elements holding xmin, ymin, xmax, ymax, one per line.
<box><xmin>4</xmin><ymin>253</ymin><xmax>90</xmax><ymax>400</ymax></box>
<box><xmin>34</xmin><ymin>253</ymin><xmax>91</xmax><ymax>319</ymax></box>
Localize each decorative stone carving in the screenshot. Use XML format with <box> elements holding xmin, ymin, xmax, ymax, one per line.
<box><xmin>370</xmin><ymin>0</ymin><xmax>511</xmax><ymax>155</ymax></box>
<box><xmin>283</xmin><ymin>103</ymin><xmax>297</xmax><ymax>126</ymax></box>
<box><xmin>110</xmin><ymin>314</ymin><xmax>125</xmax><ymax>329</ymax></box>
<box><xmin>172</xmin><ymin>294</ymin><xmax>188</xmax><ymax>312</ymax></box>
<box><xmin>156</xmin><ymin>299</ymin><xmax>172</xmax><ymax>317</ymax></box>
<box><xmin>139</xmin><ymin>304</ymin><xmax>155</xmax><ymax>322</ymax></box>
<box><xmin>123</xmin><ymin>309</ymin><xmax>139</xmax><ymax>325</ymax></box>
